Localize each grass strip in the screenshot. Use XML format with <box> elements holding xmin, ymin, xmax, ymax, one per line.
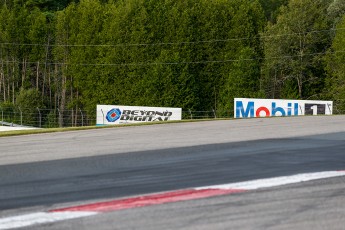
<box><xmin>0</xmin><ymin>118</ymin><xmax>228</xmax><ymax>137</ymax></box>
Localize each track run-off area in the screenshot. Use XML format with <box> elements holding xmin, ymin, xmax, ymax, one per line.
<box><xmin>0</xmin><ymin>116</ymin><xmax>345</xmax><ymax>229</ymax></box>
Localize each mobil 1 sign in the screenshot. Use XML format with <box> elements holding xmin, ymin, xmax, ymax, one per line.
<box><xmin>97</xmin><ymin>105</ymin><xmax>182</xmax><ymax>125</ymax></box>
<box><xmin>234</xmin><ymin>98</ymin><xmax>333</xmax><ymax>118</ymax></box>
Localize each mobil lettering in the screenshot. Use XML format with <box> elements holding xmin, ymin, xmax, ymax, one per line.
<box><xmin>236</xmin><ymin>101</ymin><xmax>299</xmax><ymax>118</ymax></box>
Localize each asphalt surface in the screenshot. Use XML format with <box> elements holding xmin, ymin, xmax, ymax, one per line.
<box><xmin>28</xmin><ymin>176</ymin><xmax>345</xmax><ymax>230</ymax></box>
<box><xmin>0</xmin><ymin>116</ymin><xmax>345</xmax><ymax>229</ymax></box>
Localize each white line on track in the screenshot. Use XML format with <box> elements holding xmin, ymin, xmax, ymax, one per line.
<box><xmin>0</xmin><ymin>212</ymin><xmax>96</xmax><ymax>230</ymax></box>
<box><xmin>197</xmin><ymin>170</ymin><xmax>345</xmax><ymax>190</ymax></box>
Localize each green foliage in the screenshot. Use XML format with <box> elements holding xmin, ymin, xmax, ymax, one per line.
<box><xmin>16</xmin><ymin>88</ymin><xmax>45</xmax><ymax>126</ymax></box>
<box><xmin>2</xmin><ymin>0</ymin><xmax>345</xmax><ymax>121</ymax></box>
<box><xmin>45</xmin><ymin>110</ymin><xmax>59</xmax><ymax>127</ymax></box>
<box><xmin>262</xmin><ymin>0</ymin><xmax>333</xmax><ymax>100</ymax></box>
<box><xmin>325</xmin><ymin>15</ymin><xmax>345</xmax><ymax>113</ymax></box>
<box><xmin>327</xmin><ymin>0</ymin><xmax>345</xmax><ymax>23</ymax></box>
<box><xmin>2</xmin><ymin>0</ymin><xmax>76</xmax><ymax>11</ymax></box>
<box><xmin>52</xmin><ymin>0</ymin><xmax>265</xmax><ymax>114</ymax></box>
<box><xmin>258</xmin><ymin>0</ymin><xmax>288</xmax><ymax>22</ymax></box>
<box><xmin>16</xmin><ymin>88</ymin><xmax>44</xmax><ymax>109</ymax></box>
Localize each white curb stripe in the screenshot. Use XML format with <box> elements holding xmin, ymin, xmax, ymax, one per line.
<box><xmin>197</xmin><ymin>170</ymin><xmax>345</xmax><ymax>190</ymax></box>
<box><xmin>0</xmin><ymin>211</ymin><xmax>97</xmax><ymax>230</ymax></box>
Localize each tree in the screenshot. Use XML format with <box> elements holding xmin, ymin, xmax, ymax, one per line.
<box><xmin>3</xmin><ymin>0</ymin><xmax>75</xmax><ymax>11</ymax></box>
<box><xmin>325</xmin><ymin>15</ymin><xmax>345</xmax><ymax>113</ymax></box>
<box><xmin>0</xmin><ymin>0</ymin><xmax>288</xmax><ymax>123</ymax></box>
<box><xmin>50</xmin><ymin>0</ymin><xmax>266</xmax><ymax>115</ymax></box>
<box><xmin>16</xmin><ymin>88</ymin><xmax>45</xmax><ymax>126</ymax></box>
<box><xmin>54</xmin><ymin>3</ymin><xmax>77</xmax><ymax>126</ymax></box>
<box><xmin>0</xmin><ymin>2</ymin><xmax>54</xmax><ymax>103</ymax></box>
<box><xmin>262</xmin><ymin>0</ymin><xmax>333</xmax><ymax>99</ymax></box>
<box><xmin>327</xmin><ymin>0</ymin><xmax>345</xmax><ymax>24</ymax></box>
<box><xmin>213</xmin><ymin>0</ymin><xmax>266</xmax><ymax>113</ymax></box>
<box><xmin>258</xmin><ymin>0</ymin><xmax>288</xmax><ymax>22</ymax></box>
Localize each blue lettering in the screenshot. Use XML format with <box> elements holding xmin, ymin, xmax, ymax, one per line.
<box><xmin>272</xmin><ymin>102</ymin><xmax>286</xmax><ymax>116</ymax></box>
<box><xmin>236</xmin><ymin>101</ymin><xmax>254</xmax><ymax>118</ymax></box>
<box><xmin>294</xmin><ymin>103</ymin><xmax>299</xmax><ymax>116</ymax></box>
<box><xmin>287</xmin><ymin>103</ymin><xmax>292</xmax><ymax>116</ymax></box>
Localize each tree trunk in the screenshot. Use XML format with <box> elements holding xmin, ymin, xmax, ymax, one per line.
<box><xmin>0</xmin><ymin>48</ymin><xmax>4</xmax><ymax>101</ymax></box>
<box><xmin>43</xmin><ymin>35</ymin><xmax>50</xmax><ymax>102</ymax></box>
<box><xmin>2</xmin><ymin>73</ymin><xmax>5</xmax><ymax>102</ymax></box>
<box><xmin>0</xmin><ymin>60</ymin><xmax>3</xmax><ymax>101</ymax></box>
<box><xmin>48</xmin><ymin>67</ymin><xmax>52</xmax><ymax>107</ymax></box>
<box><xmin>36</xmin><ymin>61</ymin><xmax>40</xmax><ymax>91</ymax></box>
<box><xmin>11</xmin><ymin>64</ymin><xmax>14</xmax><ymax>103</ymax></box>
<box><xmin>59</xmin><ymin>73</ymin><xmax>66</xmax><ymax>127</ymax></box>
<box><xmin>297</xmin><ymin>75</ymin><xmax>303</xmax><ymax>99</ymax></box>
<box><xmin>22</xmin><ymin>58</ymin><xmax>26</xmax><ymax>88</ymax></box>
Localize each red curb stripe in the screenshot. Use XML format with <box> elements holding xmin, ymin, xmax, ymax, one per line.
<box><xmin>50</xmin><ymin>188</ymin><xmax>246</xmax><ymax>213</ymax></box>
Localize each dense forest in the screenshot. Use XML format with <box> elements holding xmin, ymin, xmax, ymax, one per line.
<box><xmin>0</xmin><ymin>0</ymin><xmax>344</xmax><ymax>126</ymax></box>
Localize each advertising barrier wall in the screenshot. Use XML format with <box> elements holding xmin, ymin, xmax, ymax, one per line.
<box><xmin>234</xmin><ymin>98</ymin><xmax>333</xmax><ymax>118</ymax></box>
<box><xmin>97</xmin><ymin>105</ymin><xmax>182</xmax><ymax>125</ymax></box>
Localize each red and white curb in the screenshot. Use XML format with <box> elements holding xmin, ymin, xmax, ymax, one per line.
<box><xmin>1</xmin><ymin>170</ymin><xmax>345</xmax><ymax>229</ymax></box>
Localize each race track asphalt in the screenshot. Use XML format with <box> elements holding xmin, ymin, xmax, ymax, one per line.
<box><xmin>0</xmin><ymin>116</ymin><xmax>344</xmax><ymax>229</ymax></box>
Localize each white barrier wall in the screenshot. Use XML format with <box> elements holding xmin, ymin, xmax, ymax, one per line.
<box><xmin>97</xmin><ymin>105</ymin><xmax>182</xmax><ymax>125</ymax></box>
<box><xmin>0</xmin><ymin>126</ymin><xmax>39</xmax><ymax>132</ymax></box>
<box><xmin>234</xmin><ymin>98</ymin><xmax>333</xmax><ymax>118</ymax></box>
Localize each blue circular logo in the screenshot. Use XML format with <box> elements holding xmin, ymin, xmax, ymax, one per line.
<box><xmin>106</xmin><ymin>108</ymin><xmax>122</xmax><ymax>122</ymax></box>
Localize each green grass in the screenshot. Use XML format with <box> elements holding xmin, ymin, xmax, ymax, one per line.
<box><xmin>0</xmin><ymin>118</ymin><xmax>228</xmax><ymax>137</ymax></box>
<box><xmin>1</xmin><ymin>114</ymin><xmax>341</xmax><ymax>137</ymax></box>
